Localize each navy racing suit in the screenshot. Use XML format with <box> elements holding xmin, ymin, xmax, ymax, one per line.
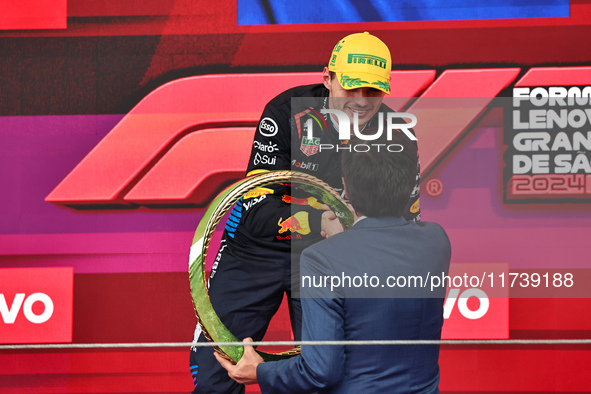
<box><xmin>189</xmin><ymin>84</ymin><xmax>420</xmax><ymax>393</ymax></box>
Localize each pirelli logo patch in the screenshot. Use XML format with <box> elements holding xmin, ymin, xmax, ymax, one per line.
<box><xmin>347</xmin><ymin>53</ymin><xmax>387</xmax><ymax>69</ymax></box>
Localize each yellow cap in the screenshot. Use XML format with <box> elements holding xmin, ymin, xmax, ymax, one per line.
<box><xmin>328</xmin><ymin>32</ymin><xmax>391</xmax><ymax>94</ymax></box>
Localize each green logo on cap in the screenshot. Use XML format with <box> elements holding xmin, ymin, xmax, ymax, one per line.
<box><xmin>371</xmin><ymin>80</ymin><xmax>391</xmax><ymax>93</ymax></box>
<box><xmin>347</xmin><ymin>53</ymin><xmax>387</xmax><ymax>69</ymax></box>
<box><xmin>330</xmin><ymin>54</ymin><xmax>337</xmax><ymax>67</ymax></box>
<box><xmin>340</xmin><ymin>75</ymin><xmax>390</xmax><ymax>93</ymax></box>
<box><xmin>340</xmin><ymin>75</ymin><xmax>369</xmax><ymax>88</ymax></box>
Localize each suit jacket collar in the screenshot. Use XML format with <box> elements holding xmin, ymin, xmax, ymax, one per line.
<box><xmin>351</xmin><ymin>216</ymin><xmax>408</xmax><ymax>230</ymax></box>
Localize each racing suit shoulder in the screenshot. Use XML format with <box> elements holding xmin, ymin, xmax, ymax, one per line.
<box><xmin>267</xmin><ymin>83</ymin><xmax>328</xmax><ymax>107</ymax></box>
<box><xmin>246</xmin><ymin>84</ymin><xmax>327</xmax><ymax>175</ymax></box>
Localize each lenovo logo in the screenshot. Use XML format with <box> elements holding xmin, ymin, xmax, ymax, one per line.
<box><xmin>0</xmin><ymin>268</ymin><xmax>73</xmax><ymax>344</ymax></box>
<box><xmin>441</xmin><ymin>263</ymin><xmax>509</xmax><ymax>339</ymax></box>
<box><xmin>46</xmin><ymin>67</ymin><xmax>591</xmax><ymax>208</ymax></box>
<box><xmin>1</xmin><ymin>293</ymin><xmax>54</xmax><ymax>324</ymax></box>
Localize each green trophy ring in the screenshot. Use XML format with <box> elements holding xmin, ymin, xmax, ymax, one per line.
<box><xmin>188</xmin><ymin>170</ymin><xmax>354</xmax><ymax>363</ymax></box>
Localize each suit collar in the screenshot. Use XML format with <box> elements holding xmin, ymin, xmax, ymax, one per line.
<box><xmin>351</xmin><ymin>216</ymin><xmax>408</xmax><ymax>230</ymax></box>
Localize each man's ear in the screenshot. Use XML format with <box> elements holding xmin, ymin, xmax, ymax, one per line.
<box><xmin>322</xmin><ymin>67</ymin><xmax>332</xmax><ymax>90</ymax></box>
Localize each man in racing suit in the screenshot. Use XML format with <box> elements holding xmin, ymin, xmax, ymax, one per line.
<box><xmin>190</xmin><ymin>32</ymin><xmax>420</xmax><ymax>393</ymax></box>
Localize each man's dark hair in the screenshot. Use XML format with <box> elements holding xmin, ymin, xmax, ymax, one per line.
<box><xmin>341</xmin><ymin>132</ymin><xmax>418</xmax><ymax>218</ymax></box>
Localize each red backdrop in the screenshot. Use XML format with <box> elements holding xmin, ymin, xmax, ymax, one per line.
<box><xmin>1</xmin><ymin>1</ymin><xmax>591</xmax><ymax>393</ymax></box>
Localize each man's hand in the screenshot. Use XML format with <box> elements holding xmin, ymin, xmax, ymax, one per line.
<box><xmin>214</xmin><ymin>337</ymin><xmax>263</xmax><ymax>385</ymax></box>
<box><xmin>320</xmin><ymin>205</ymin><xmax>344</xmax><ymax>238</ymax></box>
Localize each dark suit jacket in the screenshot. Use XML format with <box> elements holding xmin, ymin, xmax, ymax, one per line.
<box><xmin>257</xmin><ymin>216</ymin><xmax>451</xmax><ymax>393</ymax></box>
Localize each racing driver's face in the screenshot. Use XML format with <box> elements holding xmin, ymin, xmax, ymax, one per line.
<box><xmin>322</xmin><ymin>67</ymin><xmax>386</xmax><ymax>131</ymax></box>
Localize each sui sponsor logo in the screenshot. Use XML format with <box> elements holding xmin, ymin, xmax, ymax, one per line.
<box><xmin>253</xmin><ymin>152</ymin><xmax>276</xmax><ymax>166</ymax></box>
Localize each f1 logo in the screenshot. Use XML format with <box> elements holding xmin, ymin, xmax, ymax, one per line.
<box><xmin>46</xmin><ymin>67</ymin><xmax>591</xmax><ymax>208</ymax></box>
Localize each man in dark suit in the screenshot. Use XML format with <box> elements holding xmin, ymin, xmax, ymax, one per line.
<box><xmin>216</xmin><ymin>131</ymin><xmax>451</xmax><ymax>393</ymax></box>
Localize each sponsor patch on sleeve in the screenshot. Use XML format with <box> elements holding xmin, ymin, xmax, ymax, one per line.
<box><xmin>258</xmin><ymin>117</ymin><xmax>278</xmax><ymax>137</ymax></box>
<box><xmin>244</xmin><ymin>187</ymin><xmax>274</xmax><ymax>199</ymax></box>
<box><xmin>410</xmin><ymin>198</ymin><xmax>420</xmax><ymax>213</ymax></box>
<box><xmin>277</xmin><ymin>211</ymin><xmax>311</xmax><ymax>235</ymax></box>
